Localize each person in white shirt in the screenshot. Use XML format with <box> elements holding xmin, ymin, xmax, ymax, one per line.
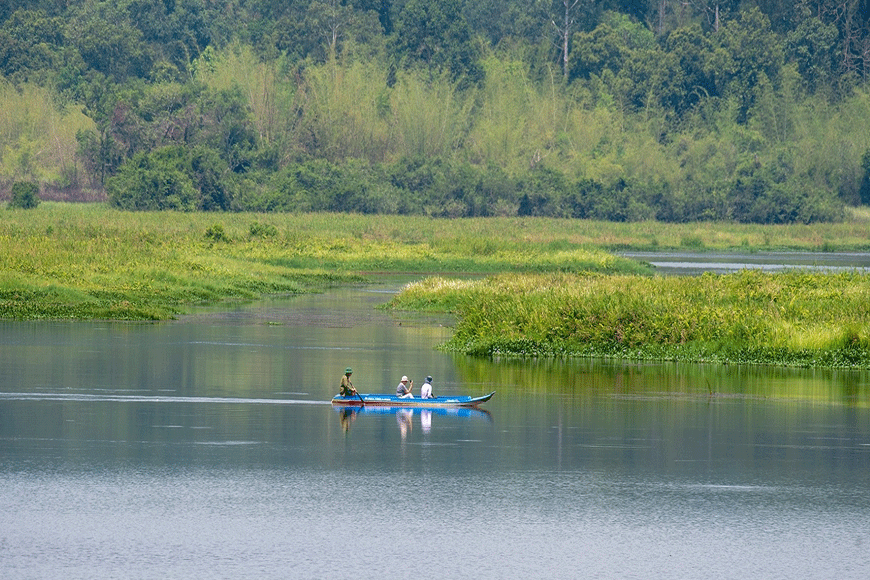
<box><xmin>420</xmin><ymin>376</ymin><xmax>434</xmax><ymax>399</ymax></box>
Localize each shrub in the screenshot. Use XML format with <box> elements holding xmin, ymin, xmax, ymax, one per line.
<box><xmin>204</xmin><ymin>223</ymin><xmax>228</xmax><ymax>242</ymax></box>
<box><xmin>106</xmin><ymin>146</ymin><xmax>233</xmax><ymax>211</ymax></box>
<box><xmin>9</xmin><ymin>181</ymin><xmax>40</xmax><ymax>209</ymax></box>
<box><xmin>249</xmin><ymin>221</ymin><xmax>278</xmax><ymax>238</ymax></box>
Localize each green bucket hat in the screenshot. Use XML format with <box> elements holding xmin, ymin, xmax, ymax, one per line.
<box><xmin>345</xmin><ymin>367</ymin><xmax>353</xmax><ymax>373</ymax></box>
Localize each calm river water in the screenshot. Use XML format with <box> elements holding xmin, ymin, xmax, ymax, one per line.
<box><xmin>2</xmin><ymin>276</ymin><xmax>869</xmax><ymax>579</ymax></box>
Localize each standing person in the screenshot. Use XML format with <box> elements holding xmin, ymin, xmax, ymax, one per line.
<box><xmin>420</xmin><ymin>376</ymin><xmax>434</xmax><ymax>399</ymax></box>
<box><xmin>396</xmin><ymin>375</ymin><xmax>413</xmax><ymax>398</ymax></box>
<box><xmin>340</xmin><ymin>367</ymin><xmax>357</xmax><ymax>396</ymax></box>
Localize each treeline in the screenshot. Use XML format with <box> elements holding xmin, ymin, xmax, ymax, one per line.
<box><xmin>3</xmin><ymin>1</ymin><xmax>870</xmax><ymax>222</ymax></box>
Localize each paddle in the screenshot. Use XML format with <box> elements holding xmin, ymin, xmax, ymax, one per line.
<box><xmin>346</xmin><ymin>380</ymin><xmax>364</xmax><ymax>406</ymax></box>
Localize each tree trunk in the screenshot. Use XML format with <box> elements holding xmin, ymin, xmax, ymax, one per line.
<box><xmin>658</xmin><ymin>0</ymin><xmax>667</xmax><ymax>36</ymax></box>
<box><xmin>556</xmin><ymin>0</ymin><xmax>581</xmax><ymax>77</ymax></box>
<box><xmin>562</xmin><ymin>1</ymin><xmax>570</xmax><ymax>76</ymax></box>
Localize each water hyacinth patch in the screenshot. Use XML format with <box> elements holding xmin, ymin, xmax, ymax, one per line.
<box><xmin>389</xmin><ymin>271</ymin><xmax>870</xmax><ymax>369</ymax></box>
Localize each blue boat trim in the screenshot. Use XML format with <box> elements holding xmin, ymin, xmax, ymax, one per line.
<box><xmin>331</xmin><ymin>391</ymin><xmax>495</xmax><ymax>408</ymax></box>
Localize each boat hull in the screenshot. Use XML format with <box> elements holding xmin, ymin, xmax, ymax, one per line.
<box><xmin>331</xmin><ymin>391</ymin><xmax>494</xmax><ymax>408</ymax></box>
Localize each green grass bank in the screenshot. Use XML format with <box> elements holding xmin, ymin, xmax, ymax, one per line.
<box><xmin>389</xmin><ymin>272</ymin><xmax>870</xmax><ymax>368</ymax></box>
<box><xmin>1</xmin><ymin>203</ymin><xmax>646</xmax><ymax>320</ymax></box>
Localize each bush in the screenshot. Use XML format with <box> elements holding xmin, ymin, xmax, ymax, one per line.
<box><xmin>204</xmin><ymin>223</ymin><xmax>228</xmax><ymax>242</ymax></box>
<box><xmin>249</xmin><ymin>221</ymin><xmax>278</xmax><ymax>238</ymax></box>
<box><xmin>8</xmin><ymin>181</ymin><xmax>40</xmax><ymax>209</ymax></box>
<box><xmin>726</xmin><ymin>162</ymin><xmax>845</xmax><ymax>224</ymax></box>
<box><xmin>106</xmin><ymin>146</ymin><xmax>232</xmax><ymax>211</ymax></box>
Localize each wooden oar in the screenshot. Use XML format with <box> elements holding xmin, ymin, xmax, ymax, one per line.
<box><xmin>347</xmin><ymin>379</ymin><xmax>364</xmax><ymax>406</ymax></box>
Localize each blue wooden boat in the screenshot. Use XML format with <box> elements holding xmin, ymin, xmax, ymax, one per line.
<box><xmin>331</xmin><ymin>391</ymin><xmax>495</xmax><ymax>408</ymax></box>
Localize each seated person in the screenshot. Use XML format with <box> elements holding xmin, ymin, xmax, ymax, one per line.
<box><xmin>420</xmin><ymin>376</ymin><xmax>435</xmax><ymax>399</ymax></box>
<box><xmin>340</xmin><ymin>367</ymin><xmax>357</xmax><ymax>396</ymax></box>
<box><xmin>396</xmin><ymin>376</ymin><xmax>413</xmax><ymax>398</ymax></box>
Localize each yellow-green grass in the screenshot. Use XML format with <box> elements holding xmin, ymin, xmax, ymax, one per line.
<box><xmin>390</xmin><ymin>271</ymin><xmax>870</xmax><ymax>368</ymax></box>
<box><xmin>1</xmin><ymin>203</ymin><xmax>645</xmax><ymax>320</ymax></box>
<box><xmin>551</xmin><ymin>206</ymin><xmax>870</xmax><ymax>251</ymax></box>
<box><xmin>0</xmin><ymin>204</ymin><xmax>351</xmax><ymax>320</ymax></box>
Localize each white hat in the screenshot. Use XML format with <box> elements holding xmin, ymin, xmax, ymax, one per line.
<box><xmin>401</xmin><ymin>376</ymin><xmax>409</xmax><ymax>382</ymax></box>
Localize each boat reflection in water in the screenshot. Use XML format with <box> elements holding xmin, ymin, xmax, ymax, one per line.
<box><xmin>336</xmin><ymin>405</ymin><xmax>492</xmax><ymax>435</ymax></box>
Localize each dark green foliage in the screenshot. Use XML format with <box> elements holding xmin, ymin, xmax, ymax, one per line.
<box><xmin>662</xmin><ymin>24</ymin><xmax>718</xmax><ymax>112</ymax></box>
<box><xmin>517</xmin><ymin>167</ymin><xmax>570</xmax><ymax>217</ymax></box>
<box><xmin>728</xmin><ymin>163</ymin><xmax>845</xmax><ymax>224</ymax></box>
<box><xmin>385</xmin><ymin>156</ymin><xmax>516</xmax><ymax>217</ymax></box>
<box><xmin>106</xmin><ymin>145</ymin><xmax>230</xmax><ymax>211</ymax></box>
<box><xmin>125</xmin><ymin>0</ymin><xmax>213</xmax><ymax>73</ymax></box>
<box><xmin>574</xmin><ymin>179</ymin><xmax>657</xmax><ymax>222</ymax></box>
<box><xmin>265</xmin><ymin>1</ymin><xmax>385</xmax><ymax>62</ymax></box>
<box><xmin>199</xmin><ymin>86</ymin><xmax>258</xmax><ymax>173</ymax></box>
<box><xmin>571</xmin><ymin>12</ymin><xmax>656</xmax><ymax>82</ymax></box>
<box><xmin>786</xmin><ymin>9</ymin><xmax>838</xmax><ymax>94</ymax></box>
<box><xmin>66</xmin><ymin>2</ymin><xmax>154</xmax><ymax>83</ymax></box>
<box><xmin>191</xmin><ymin>147</ymin><xmax>231</xmax><ymax>211</ymax></box>
<box><xmin>391</xmin><ymin>0</ymin><xmax>483</xmax><ymax>85</ymax></box>
<box><xmin>76</xmin><ymin>80</ymin><xmax>255</xmax><ymax>198</ymax></box>
<box><xmin>574</xmin><ymin>8</ymin><xmax>785</xmax><ymax>121</ymax></box>
<box><xmin>517</xmin><ymin>172</ymin><xmax>659</xmax><ymax>222</ymax></box>
<box><xmin>275</xmin><ymin>158</ymin><xmax>402</xmax><ymax>214</ymax></box>
<box><xmin>716</xmin><ymin>8</ymin><xmax>784</xmax><ymax>121</ymax></box>
<box><xmin>9</xmin><ymin>181</ymin><xmax>40</xmax><ymax>209</ymax></box>
<box><xmin>223</xmin><ymin>153</ymin><xmax>845</xmax><ymax>222</ymax></box>
<box><xmin>0</xmin><ymin>9</ymin><xmax>66</xmax><ymax>82</ymax></box>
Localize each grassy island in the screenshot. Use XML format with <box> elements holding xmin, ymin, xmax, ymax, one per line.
<box><xmin>389</xmin><ymin>271</ymin><xmax>870</xmax><ymax>369</ymax></box>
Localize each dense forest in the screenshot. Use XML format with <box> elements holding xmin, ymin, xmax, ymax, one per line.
<box><xmin>3</xmin><ymin>0</ymin><xmax>870</xmax><ymax>222</ymax></box>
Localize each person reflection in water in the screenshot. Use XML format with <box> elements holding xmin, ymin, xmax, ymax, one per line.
<box><xmin>420</xmin><ymin>376</ymin><xmax>434</xmax><ymax>399</ymax></box>
<box><xmin>340</xmin><ymin>367</ymin><xmax>357</xmax><ymax>396</ymax></box>
<box><xmin>397</xmin><ymin>409</ymin><xmax>413</xmax><ymax>439</ymax></box>
<box><xmin>396</xmin><ymin>375</ymin><xmax>413</xmax><ymax>398</ymax></box>
<box><xmin>339</xmin><ymin>408</ymin><xmax>358</xmax><ymax>432</ymax></box>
